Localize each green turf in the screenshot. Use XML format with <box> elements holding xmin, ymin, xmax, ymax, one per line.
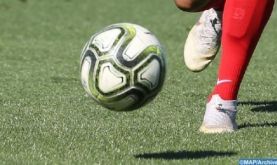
<box><xmin>0</xmin><ymin>0</ymin><xmax>276</xmax><ymax>164</ymax></box>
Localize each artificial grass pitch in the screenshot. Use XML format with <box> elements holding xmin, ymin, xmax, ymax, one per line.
<box><xmin>0</xmin><ymin>0</ymin><xmax>276</xmax><ymax>164</ymax></box>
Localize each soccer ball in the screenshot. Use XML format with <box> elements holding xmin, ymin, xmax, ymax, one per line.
<box><xmin>80</xmin><ymin>23</ymin><xmax>166</xmax><ymax>111</ymax></box>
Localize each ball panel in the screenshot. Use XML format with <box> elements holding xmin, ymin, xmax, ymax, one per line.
<box><xmin>98</xmin><ymin>62</ymin><xmax>127</xmax><ymax>94</ymax></box>
<box><xmin>123</xmin><ymin>36</ymin><xmax>146</xmax><ymax>61</ymax></box>
<box><xmin>134</xmin><ymin>54</ymin><xmax>165</xmax><ymax>90</ymax></box>
<box><xmin>101</xmin><ymin>95</ymin><xmax>137</xmax><ymax>111</ymax></box>
<box><xmin>122</xmin><ymin>24</ymin><xmax>161</xmax><ymax>61</ymax></box>
<box><xmin>122</xmin><ymin>26</ymin><xmax>159</xmax><ymax>62</ymax></box>
<box><xmin>116</xmin><ymin>44</ymin><xmax>161</xmax><ymax>68</ymax></box>
<box><xmin>92</xmin><ymin>29</ymin><xmax>121</xmax><ymax>53</ymax></box>
<box><xmin>80</xmin><ymin>41</ymin><xmax>90</xmax><ymax>62</ymax></box>
<box><xmin>80</xmin><ymin>50</ymin><xmax>97</xmax><ymax>96</ymax></box>
<box><xmin>86</xmin><ymin>27</ymin><xmax>125</xmax><ymax>57</ymax></box>
<box><xmin>95</xmin><ymin>59</ymin><xmax>130</xmax><ymax>96</ymax></box>
<box><xmin>96</xmin><ymin>87</ymin><xmax>146</xmax><ymax>111</ymax></box>
<box><xmin>81</xmin><ymin>56</ymin><xmax>92</xmax><ymax>95</ymax></box>
<box><xmin>138</xmin><ymin>58</ymin><xmax>160</xmax><ymax>90</ymax></box>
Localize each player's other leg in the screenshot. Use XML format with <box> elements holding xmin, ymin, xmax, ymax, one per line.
<box><xmin>174</xmin><ymin>0</ymin><xmax>211</xmax><ymax>12</ymax></box>
<box><xmin>200</xmin><ymin>0</ymin><xmax>275</xmax><ymax>133</ymax></box>
<box><xmin>184</xmin><ymin>8</ymin><xmax>222</xmax><ymax>72</ymax></box>
<box><xmin>175</xmin><ymin>0</ymin><xmax>225</xmax><ymax>72</ymax></box>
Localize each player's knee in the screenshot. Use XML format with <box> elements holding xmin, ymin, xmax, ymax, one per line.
<box><xmin>174</xmin><ymin>0</ymin><xmax>203</xmax><ymax>12</ymax></box>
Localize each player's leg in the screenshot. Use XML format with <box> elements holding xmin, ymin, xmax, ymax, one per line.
<box><xmin>200</xmin><ymin>0</ymin><xmax>275</xmax><ymax>133</ymax></box>
<box><xmin>174</xmin><ymin>0</ymin><xmax>224</xmax><ymax>12</ymax></box>
<box><xmin>174</xmin><ymin>0</ymin><xmax>226</xmax><ymax>72</ymax></box>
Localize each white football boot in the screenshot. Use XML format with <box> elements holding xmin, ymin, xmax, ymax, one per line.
<box><xmin>199</xmin><ymin>95</ymin><xmax>238</xmax><ymax>133</ymax></box>
<box><xmin>184</xmin><ymin>8</ymin><xmax>222</xmax><ymax>72</ymax></box>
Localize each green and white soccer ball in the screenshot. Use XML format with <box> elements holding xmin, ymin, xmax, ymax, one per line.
<box><xmin>80</xmin><ymin>23</ymin><xmax>166</xmax><ymax>111</ymax></box>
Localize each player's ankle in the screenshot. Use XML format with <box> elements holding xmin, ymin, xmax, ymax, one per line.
<box><xmin>208</xmin><ymin>92</ymin><xmax>237</xmax><ymax>102</ymax></box>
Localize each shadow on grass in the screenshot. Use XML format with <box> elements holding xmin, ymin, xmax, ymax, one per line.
<box><xmin>51</xmin><ymin>76</ymin><xmax>78</xmax><ymax>83</ymax></box>
<box><xmin>238</xmin><ymin>122</ymin><xmax>277</xmax><ymax>129</ymax></box>
<box><xmin>238</xmin><ymin>101</ymin><xmax>277</xmax><ymax>129</ymax></box>
<box><xmin>239</xmin><ymin>101</ymin><xmax>277</xmax><ymax>113</ymax></box>
<box><xmin>134</xmin><ymin>150</ymin><xmax>237</xmax><ymax>160</ymax></box>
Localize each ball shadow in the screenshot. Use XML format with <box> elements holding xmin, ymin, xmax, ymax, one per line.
<box><xmin>134</xmin><ymin>150</ymin><xmax>237</xmax><ymax>160</ymax></box>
